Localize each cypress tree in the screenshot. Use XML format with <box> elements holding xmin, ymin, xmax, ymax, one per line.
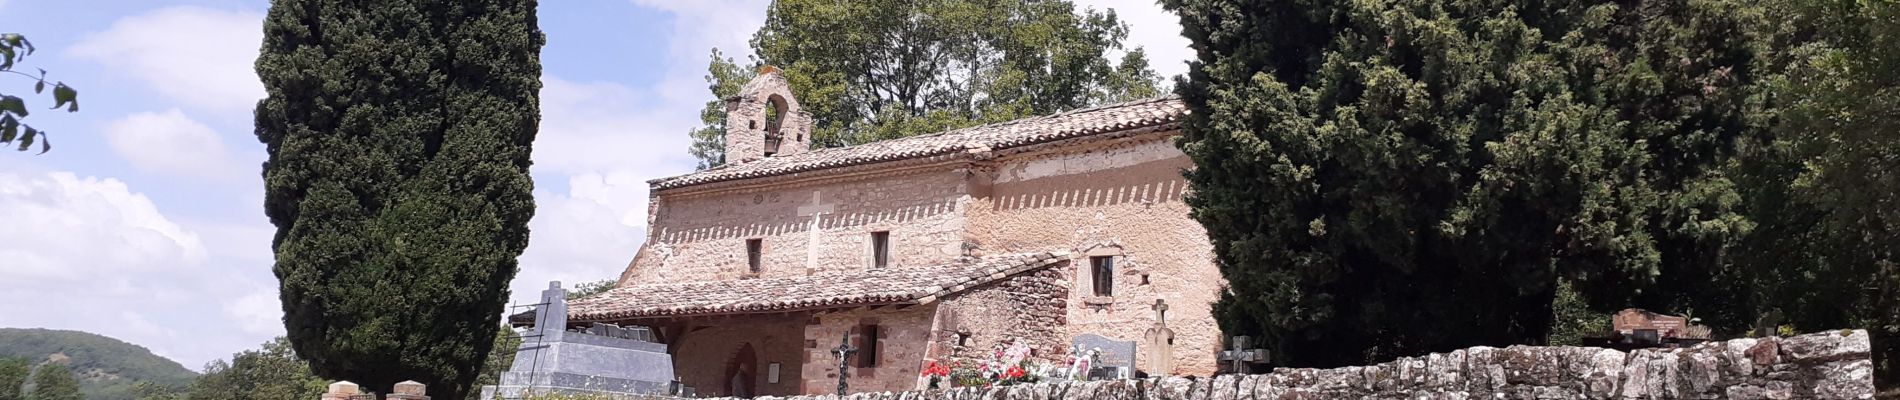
<box><xmin>254</xmin><ymin>0</ymin><xmax>543</xmax><ymax>398</ymax></box>
<box><xmin>25</xmin><ymin>364</ymin><xmax>79</xmax><ymax>400</ymax></box>
<box><xmin>1164</xmin><ymin>0</ymin><xmax>1767</xmax><ymax>367</ymax></box>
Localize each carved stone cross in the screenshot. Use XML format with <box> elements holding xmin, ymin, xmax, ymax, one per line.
<box><xmin>1142</xmin><ymin>299</ymin><xmax>1176</xmax><ymax>375</ymax></box>
<box><xmin>797</xmin><ymin>191</ymin><xmax>835</xmax><ymax>272</ymax></box>
<box><xmin>1217</xmin><ymin>335</ymin><xmax>1269</xmax><ymax>375</ymax></box>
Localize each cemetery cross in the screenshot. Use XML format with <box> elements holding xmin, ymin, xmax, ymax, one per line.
<box><xmin>831</xmin><ymin>330</ymin><xmax>858</xmax><ymax>395</ymax></box>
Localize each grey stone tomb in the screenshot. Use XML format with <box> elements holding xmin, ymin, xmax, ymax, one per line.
<box><xmin>1072</xmin><ymin>333</ymin><xmax>1136</xmax><ymax>380</ymax></box>
<box><xmin>480</xmin><ymin>282</ymin><xmax>678</xmax><ymax>399</ymax></box>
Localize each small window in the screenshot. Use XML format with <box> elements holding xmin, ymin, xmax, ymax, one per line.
<box><xmin>857</xmin><ymin>324</ymin><xmax>879</xmax><ymax>368</ymax></box>
<box><xmin>747</xmin><ymin>239</ymin><xmax>763</xmax><ymax>273</ymax></box>
<box><xmin>871</xmin><ymin>231</ymin><xmax>891</xmax><ymax>268</ymax></box>
<box><xmin>1091</xmin><ymin>256</ymin><xmax>1114</xmax><ymax>296</ymax></box>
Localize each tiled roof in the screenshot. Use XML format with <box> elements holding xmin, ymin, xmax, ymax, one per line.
<box><xmin>651</xmin><ymin>96</ymin><xmax>1187</xmax><ymax>190</ymax></box>
<box><xmin>566</xmin><ymin>251</ymin><xmax>1070</xmax><ymax>321</ymax></box>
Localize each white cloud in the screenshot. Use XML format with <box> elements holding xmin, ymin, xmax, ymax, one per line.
<box><xmin>68</xmin><ymin>6</ymin><xmax>265</xmax><ymax>115</ymax></box>
<box><xmin>223</xmin><ymin>289</ymin><xmax>282</xmax><ymax>336</ymax></box>
<box><xmin>508</xmin><ymin>1</ymin><xmax>771</xmax><ymax>304</ymax></box>
<box><xmin>510</xmin><ymin>173</ymin><xmax>650</xmax><ymax>306</ymax></box>
<box><xmin>1082</xmin><ymin>0</ymin><xmax>1193</xmax><ymax>80</ymax></box>
<box><xmin>625</xmin><ymin>0</ymin><xmax>771</xmax><ymax>105</ymax></box>
<box><xmin>0</xmin><ymin>170</ymin><xmax>276</xmax><ymax>368</ymax></box>
<box><xmin>105</xmin><ymin>109</ymin><xmax>249</xmax><ymax>182</ymax></box>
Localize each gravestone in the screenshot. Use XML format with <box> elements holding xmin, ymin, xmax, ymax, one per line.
<box><xmin>1142</xmin><ymin>299</ymin><xmax>1176</xmax><ymax>376</ymax></box>
<box><xmin>1072</xmin><ymin>334</ymin><xmax>1136</xmax><ymax>380</ymax></box>
<box><xmin>479</xmin><ymin>282</ymin><xmax>678</xmax><ymax>399</ymax></box>
<box><xmin>1217</xmin><ymin>336</ymin><xmax>1269</xmax><ymax>375</ymax></box>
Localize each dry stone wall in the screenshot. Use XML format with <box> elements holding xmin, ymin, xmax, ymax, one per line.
<box><xmin>718</xmin><ymin>330</ymin><xmax>1875</xmax><ymax>400</ymax></box>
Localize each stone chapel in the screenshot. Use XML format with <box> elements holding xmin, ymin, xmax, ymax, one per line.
<box><xmin>563</xmin><ymin>67</ymin><xmax>1222</xmax><ymax>396</ymax></box>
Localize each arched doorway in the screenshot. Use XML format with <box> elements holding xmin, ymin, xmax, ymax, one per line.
<box><xmin>723</xmin><ymin>343</ymin><xmax>759</xmax><ymax>397</ymax></box>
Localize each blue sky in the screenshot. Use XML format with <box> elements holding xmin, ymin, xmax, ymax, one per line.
<box><xmin>0</xmin><ymin>0</ymin><xmax>1189</xmax><ymax>369</ymax></box>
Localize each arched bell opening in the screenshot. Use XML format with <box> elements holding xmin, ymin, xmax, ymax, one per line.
<box><xmin>763</xmin><ymin>94</ymin><xmax>788</xmax><ymax>157</ymax></box>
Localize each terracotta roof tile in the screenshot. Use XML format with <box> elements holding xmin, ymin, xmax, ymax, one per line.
<box><xmin>566</xmin><ymin>251</ymin><xmax>1070</xmax><ymax>321</ymax></box>
<box><xmin>650</xmin><ymin>96</ymin><xmax>1187</xmax><ymax>190</ymax></box>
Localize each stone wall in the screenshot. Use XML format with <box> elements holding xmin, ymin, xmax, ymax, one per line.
<box><xmin>671</xmin><ymin>314</ymin><xmax>811</xmax><ymax>397</ymax></box>
<box><xmin>803</xmin><ymin>306</ymin><xmax>941</xmax><ymax>394</ymax></box>
<box><xmin>965</xmin><ymin>133</ymin><xmax>1223</xmax><ymax>376</ymax></box>
<box><xmin>710</xmin><ymin>330</ymin><xmax>1876</xmax><ymax>400</ymax></box>
<box><xmin>931</xmin><ymin>266</ymin><xmax>1073</xmax><ymax>365</ymax></box>
<box><xmin>625</xmin><ymin>169</ymin><xmax>970</xmax><ymax>285</ymax></box>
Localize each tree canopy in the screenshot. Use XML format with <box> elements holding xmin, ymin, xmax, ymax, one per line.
<box><xmin>254</xmin><ymin>0</ymin><xmax>544</xmax><ymax>398</ymax></box>
<box><xmin>26</xmin><ymin>364</ymin><xmax>80</xmax><ymax>400</ymax></box>
<box><xmin>0</xmin><ymin>357</ymin><xmax>27</xmax><ymax>400</ymax></box>
<box><xmin>1167</xmin><ymin>0</ymin><xmax>1897</xmax><ymax>383</ymax></box>
<box><xmin>688</xmin><ymin>0</ymin><xmax>1163</xmax><ymax>168</ymax></box>
<box><xmin>1167</xmin><ymin>0</ymin><xmax>1775</xmax><ymax>367</ymax></box>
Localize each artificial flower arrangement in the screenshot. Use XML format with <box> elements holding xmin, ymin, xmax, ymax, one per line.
<box><xmin>921</xmin><ymin>338</ymin><xmax>1100</xmax><ymax>389</ymax></box>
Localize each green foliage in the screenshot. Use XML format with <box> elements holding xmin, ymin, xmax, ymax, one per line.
<box><xmin>465</xmin><ymin>327</ymin><xmax>520</xmax><ymax>400</ymax></box>
<box><xmin>1547</xmin><ymin>280</ymin><xmax>1610</xmax><ymax>346</ymax></box>
<box><xmin>567</xmin><ymin>280</ymin><xmax>617</xmax><ymax>300</ymax></box>
<box><xmin>0</xmin><ymin>329</ymin><xmax>197</xmax><ymax>400</ymax></box>
<box><xmin>175</xmin><ymin>337</ymin><xmax>326</xmax><ymax>400</ymax></box>
<box><xmin>1723</xmin><ymin>0</ymin><xmax>1900</xmax><ymax>385</ymax></box>
<box><xmin>27</xmin><ymin>364</ymin><xmax>81</xmax><ymax>400</ymax></box>
<box><xmin>1168</xmin><ymin>0</ymin><xmax>1770</xmax><ymax>367</ymax></box>
<box><xmin>0</xmin><ymin>357</ymin><xmax>28</xmax><ymax>400</ymax></box>
<box><xmin>686</xmin><ymin>50</ymin><xmax>751</xmax><ymax>170</ymax></box>
<box><xmin>254</xmin><ymin>1</ymin><xmax>544</xmax><ymax>398</ymax></box>
<box><xmin>0</xmin><ymin>32</ymin><xmax>79</xmax><ymax>154</ymax></box>
<box><xmin>688</xmin><ymin>0</ymin><xmax>1163</xmax><ymax>168</ymax></box>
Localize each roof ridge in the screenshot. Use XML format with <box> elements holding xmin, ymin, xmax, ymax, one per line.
<box><xmin>649</xmin><ymin>96</ymin><xmax>1187</xmax><ymax>189</ymax></box>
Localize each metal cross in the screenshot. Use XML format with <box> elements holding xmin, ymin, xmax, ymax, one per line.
<box><xmin>830</xmin><ymin>330</ymin><xmax>857</xmax><ymax>395</ymax></box>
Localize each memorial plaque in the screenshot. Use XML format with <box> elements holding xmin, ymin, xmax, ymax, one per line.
<box><xmin>1073</xmin><ymin>334</ymin><xmax>1136</xmax><ymax>379</ymax></box>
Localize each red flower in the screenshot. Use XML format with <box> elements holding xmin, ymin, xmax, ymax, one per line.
<box><xmin>1004</xmin><ymin>366</ymin><xmax>1026</xmax><ymax>379</ymax></box>
<box><xmin>921</xmin><ymin>361</ymin><xmax>951</xmax><ymax>377</ymax></box>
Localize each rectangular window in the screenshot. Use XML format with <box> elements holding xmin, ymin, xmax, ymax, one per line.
<box><xmin>857</xmin><ymin>324</ymin><xmax>880</xmax><ymax>368</ymax></box>
<box><xmin>1091</xmin><ymin>256</ymin><xmax>1115</xmax><ymax>296</ymax></box>
<box><xmin>871</xmin><ymin>231</ymin><xmax>891</xmax><ymax>268</ymax></box>
<box><xmin>747</xmin><ymin>239</ymin><xmax>763</xmax><ymax>273</ymax></box>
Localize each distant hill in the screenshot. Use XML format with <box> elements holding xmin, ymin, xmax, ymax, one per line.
<box><xmin>0</xmin><ymin>328</ymin><xmax>198</xmax><ymax>400</ymax></box>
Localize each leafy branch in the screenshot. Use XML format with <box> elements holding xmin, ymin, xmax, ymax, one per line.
<box><xmin>1</xmin><ymin>33</ymin><xmax>81</xmax><ymax>154</ymax></box>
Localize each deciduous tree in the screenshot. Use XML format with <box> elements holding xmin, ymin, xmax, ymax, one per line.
<box><xmin>687</xmin><ymin>0</ymin><xmax>1162</xmax><ymax>168</ymax></box>
<box><xmin>182</xmin><ymin>337</ymin><xmax>327</xmax><ymax>400</ymax></box>
<box><xmin>26</xmin><ymin>363</ymin><xmax>79</xmax><ymax>400</ymax></box>
<box><xmin>0</xmin><ymin>357</ymin><xmax>27</xmax><ymax>400</ymax></box>
<box><xmin>0</xmin><ymin>33</ymin><xmax>78</xmax><ymax>154</ymax></box>
<box><xmin>255</xmin><ymin>1</ymin><xmax>544</xmax><ymax>398</ymax></box>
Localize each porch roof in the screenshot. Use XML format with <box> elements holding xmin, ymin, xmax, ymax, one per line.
<box><xmin>566</xmin><ymin>251</ymin><xmax>1070</xmax><ymax>322</ymax></box>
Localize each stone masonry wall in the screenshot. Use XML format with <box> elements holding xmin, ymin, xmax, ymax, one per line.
<box><xmin>625</xmin><ymin>169</ymin><xmax>970</xmax><ymax>285</ymax></box>
<box><xmin>706</xmin><ymin>330</ymin><xmax>1876</xmax><ymax>400</ymax></box>
<box><xmin>803</xmin><ymin>306</ymin><xmax>941</xmax><ymax>395</ymax></box>
<box><xmin>965</xmin><ymin>133</ymin><xmax>1223</xmax><ymax>376</ymax></box>
<box><xmin>931</xmin><ymin>266</ymin><xmax>1072</xmax><ymax>366</ymax></box>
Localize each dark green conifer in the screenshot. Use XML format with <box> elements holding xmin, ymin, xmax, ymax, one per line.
<box><xmin>254</xmin><ymin>1</ymin><xmax>543</xmax><ymax>398</ymax></box>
